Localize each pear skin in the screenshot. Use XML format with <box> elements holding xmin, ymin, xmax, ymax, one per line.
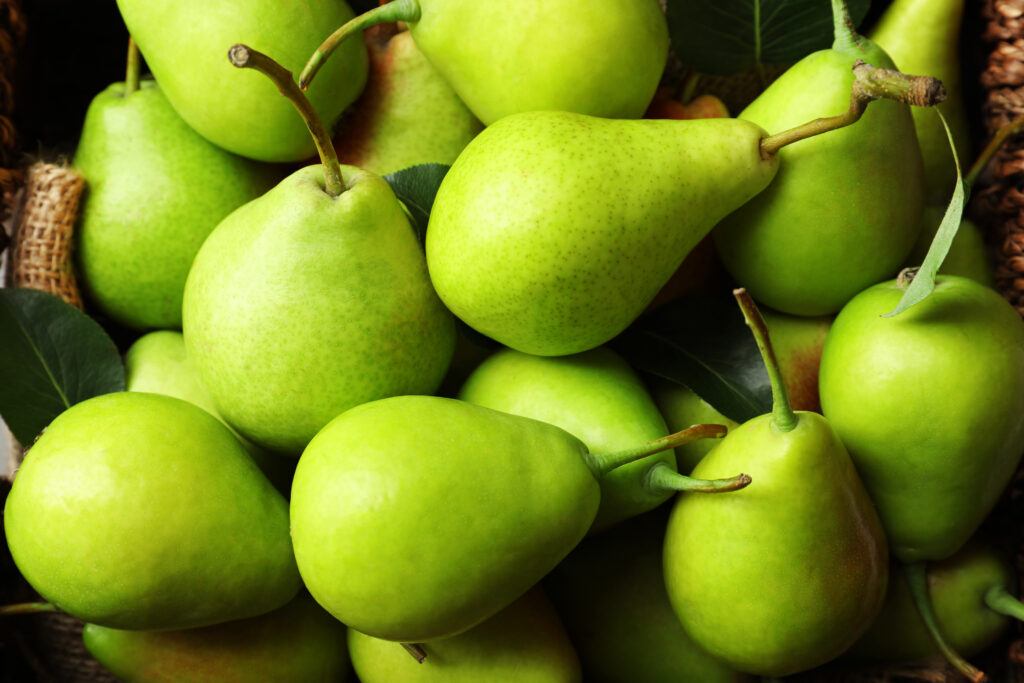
<box><xmin>651</xmin><ymin>379</ymin><xmax>739</xmax><ymax>474</ymax></box>
<box><xmin>761</xmin><ymin>308</ymin><xmax>833</xmax><ymax>414</ymax></box>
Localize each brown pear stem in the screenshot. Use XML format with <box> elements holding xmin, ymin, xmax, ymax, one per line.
<box><xmin>587</xmin><ymin>423</ymin><xmax>727</xmax><ymax>478</ymax></box>
<box><xmin>759</xmin><ymin>61</ymin><xmax>946</xmax><ymax>159</ymax></box>
<box><xmin>124</xmin><ymin>37</ymin><xmax>140</xmax><ymax>96</ymax></box>
<box><xmin>402</xmin><ymin>643</ymin><xmax>427</xmax><ymax>663</ymax></box>
<box><xmin>0</xmin><ymin>602</ymin><xmax>58</xmax><ymax>617</ymax></box>
<box><xmin>965</xmin><ymin>113</ymin><xmax>1024</xmax><ymax>191</ymax></box>
<box><xmin>733</xmin><ymin>289</ymin><xmax>797</xmax><ymax>433</ymax></box>
<box><xmin>228</xmin><ymin>44</ymin><xmax>344</xmax><ymax>197</ymax></box>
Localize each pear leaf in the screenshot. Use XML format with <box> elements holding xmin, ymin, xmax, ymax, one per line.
<box><xmin>612</xmin><ymin>297</ymin><xmax>772</xmax><ymax>423</ymax></box>
<box><xmin>384</xmin><ymin>163</ymin><xmax>450</xmax><ymax>245</ymax></box>
<box><xmin>884</xmin><ymin>110</ymin><xmax>966</xmax><ymax>318</ymax></box>
<box><xmin>665</xmin><ymin>0</ymin><xmax>871</xmax><ymax>77</ymax></box>
<box><xmin>0</xmin><ymin>288</ymin><xmax>124</xmax><ymax>445</ymax></box>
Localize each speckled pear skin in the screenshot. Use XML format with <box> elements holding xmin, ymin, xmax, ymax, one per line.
<box><xmin>183</xmin><ymin>166</ymin><xmax>455</xmax><ymax>455</ymax></box>
<box><xmin>83</xmin><ymin>595</ymin><xmax>349</xmax><ymax>683</ymax></box>
<box><xmin>458</xmin><ymin>346</ymin><xmax>676</xmax><ymax>532</ymax></box>
<box><xmin>289</xmin><ymin>396</ymin><xmax>601</xmax><ymax>643</ymax></box>
<box><xmin>818</xmin><ymin>276</ymin><xmax>1024</xmax><ymax>563</ymax></box>
<box><xmin>426</xmin><ymin>112</ymin><xmax>777</xmax><ymax>356</ymax></box>
<box><xmin>663</xmin><ymin>412</ymin><xmax>888</xmax><ymax>676</ymax></box>
<box><xmin>410</xmin><ymin>0</ymin><xmax>668</xmax><ymax>125</ymax></box>
<box><xmin>349</xmin><ymin>589</ymin><xmax>582</xmax><ymax>683</ymax></box>
<box><xmin>335</xmin><ymin>26</ymin><xmax>483</xmax><ymax>176</ymax></box>
<box><xmin>115</xmin><ymin>0</ymin><xmax>367</xmax><ymax>162</ymax></box>
<box><xmin>3</xmin><ymin>393</ymin><xmax>300</xmax><ymax>631</ymax></box>
<box><xmin>74</xmin><ymin>81</ymin><xmax>275</xmax><ymax>330</ymax></box>
<box><xmin>847</xmin><ymin>542</ymin><xmax>1016</xmax><ymax>663</ymax></box>
<box><xmin>714</xmin><ymin>42</ymin><xmax>925</xmax><ymax>316</ymax></box>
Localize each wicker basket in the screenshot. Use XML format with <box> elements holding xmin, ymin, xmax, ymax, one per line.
<box><xmin>3</xmin><ymin>1</ymin><xmax>1024</xmax><ymax>681</ymax></box>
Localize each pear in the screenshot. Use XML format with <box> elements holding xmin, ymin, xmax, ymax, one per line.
<box><xmin>545</xmin><ymin>509</ymin><xmax>750</xmax><ymax>683</ymax></box>
<box><xmin>713</xmin><ymin>0</ymin><xmax>926</xmax><ymax>316</ymax></box>
<box><xmin>663</xmin><ymin>290</ymin><xmax>888</xmax><ymax>677</ymax></box>
<box><xmin>82</xmin><ymin>595</ymin><xmax>349</xmax><ymax>682</ymax></box>
<box><xmin>459</xmin><ymin>347</ymin><xmax>749</xmax><ymax>532</ymax></box>
<box><xmin>333</xmin><ymin>23</ymin><xmax>483</xmax><ymax>176</ymax></box>
<box><xmin>871</xmin><ymin>0</ymin><xmax>972</xmax><ymax>204</ymax></box>
<box><xmin>114</xmin><ymin>0</ymin><xmax>368</xmax><ymax>162</ymax></box>
<box><xmin>289</xmin><ymin>394</ymin><xmax>722</xmax><ymax>643</ymax></box>
<box><xmin>651</xmin><ymin>379</ymin><xmax>739</xmax><ymax>474</ymax></box>
<box><xmin>905</xmin><ymin>208</ymin><xmax>995</xmax><ymax>287</ymax></box>
<box><xmin>3</xmin><ymin>392</ymin><xmax>300</xmax><ymax>630</ymax></box>
<box><xmin>349</xmin><ymin>589</ymin><xmax>581</xmax><ymax>683</ymax></box>
<box><xmin>818</xmin><ymin>275</ymin><xmax>1024</xmax><ymax>564</ymax></box>
<box><xmin>182</xmin><ymin>46</ymin><xmax>455</xmax><ymax>454</ymax></box>
<box><xmin>74</xmin><ymin>73</ymin><xmax>275</xmax><ymax>329</ymax></box>
<box><xmin>300</xmin><ymin>0</ymin><xmax>669</xmax><ymax>125</ymax></box>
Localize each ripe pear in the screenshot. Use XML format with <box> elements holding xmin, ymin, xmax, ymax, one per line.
<box><xmin>74</xmin><ymin>79</ymin><xmax>275</xmax><ymax>329</ymax></box>
<box><xmin>545</xmin><ymin>509</ymin><xmax>750</xmax><ymax>683</ymax></box>
<box><xmin>459</xmin><ymin>347</ymin><xmax>746</xmax><ymax>532</ymax></box>
<box><xmin>818</xmin><ymin>275</ymin><xmax>1024</xmax><ymax>563</ymax></box>
<box><xmin>3</xmin><ymin>392</ymin><xmax>300</xmax><ymax>630</ymax></box>
<box><xmin>82</xmin><ymin>595</ymin><xmax>349</xmax><ymax>682</ymax></box>
<box><xmin>333</xmin><ymin>23</ymin><xmax>483</xmax><ymax>175</ymax></box>
<box><xmin>290</xmin><ymin>395</ymin><xmax>714</xmax><ymax>643</ymax></box>
<box><xmin>650</xmin><ymin>379</ymin><xmax>739</xmax><ymax>474</ymax></box>
<box><xmin>349</xmin><ymin>589</ymin><xmax>582</xmax><ymax>683</ymax></box>
<box><xmin>761</xmin><ymin>308</ymin><xmax>833</xmax><ymax>414</ymax></box>
<box><xmin>115</xmin><ymin>0</ymin><xmax>368</xmax><ymax>161</ymax></box>
<box><xmin>663</xmin><ymin>291</ymin><xmax>888</xmax><ymax>676</ymax></box>
<box><xmin>871</xmin><ymin>0</ymin><xmax>972</xmax><ymax>204</ymax></box>
<box><xmin>713</xmin><ymin>1</ymin><xmax>925</xmax><ymax>316</ymax></box>
<box><xmin>301</xmin><ymin>0</ymin><xmax>668</xmax><ymax>125</ymax></box>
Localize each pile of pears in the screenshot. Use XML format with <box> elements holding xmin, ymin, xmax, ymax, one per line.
<box><xmin>6</xmin><ymin>0</ymin><xmax>1024</xmax><ymax>680</ymax></box>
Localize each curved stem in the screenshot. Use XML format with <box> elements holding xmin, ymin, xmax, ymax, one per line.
<box><xmin>733</xmin><ymin>288</ymin><xmax>797</xmax><ymax>432</ymax></box>
<box><xmin>402</xmin><ymin>643</ymin><xmax>427</xmax><ymax>662</ymax></box>
<box><xmin>904</xmin><ymin>562</ymin><xmax>987</xmax><ymax>683</ymax></box>
<box><xmin>831</xmin><ymin>0</ymin><xmax>866</xmax><ymax>57</ymax></box>
<box><xmin>585</xmin><ymin>423</ymin><xmax>727</xmax><ymax>479</ymax></box>
<box><xmin>645</xmin><ymin>460</ymin><xmax>750</xmax><ymax>494</ymax></box>
<box><xmin>228</xmin><ymin>44</ymin><xmax>343</xmax><ymax>197</ymax></box>
<box><xmin>984</xmin><ymin>585</ymin><xmax>1024</xmax><ymax>621</ymax></box>
<box><xmin>124</xmin><ymin>37</ymin><xmax>140</xmax><ymax>96</ymax></box>
<box><xmin>965</xmin><ymin>113</ymin><xmax>1024</xmax><ymax>191</ymax></box>
<box><xmin>299</xmin><ymin>0</ymin><xmax>421</xmax><ymax>90</ymax></box>
<box><xmin>760</xmin><ymin>61</ymin><xmax>945</xmax><ymax>159</ymax></box>
<box><xmin>0</xmin><ymin>602</ymin><xmax>58</xmax><ymax>617</ymax></box>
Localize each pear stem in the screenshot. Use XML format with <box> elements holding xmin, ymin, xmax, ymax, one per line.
<box><xmin>965</xmin><ymin>113</ymin><xmax>1024</xmax><ymax>191</ymax></box>
<box><xmin>983</xmin><ymin>585</ymin><xmax>1024</xmax><ymax>621</ymax></box>
<box><xmin>228</xmin><ymin>44</ymin><xmax>343</xmax><ymax>198</ymax></box>
<box><xmin>586</xmin><ymin>423</ymin><xmax>726</xmax><ymax>479</ymax></box>
<box><xmin>402</xmin><ymin>643</ymin><xmax>427</xmax><ymax>663</ymax></box>
<box><xmin>645</xmin><ymin>461</ymin><xmax>751</xmax><ymax>494</ymax></box>
<box><xmin>299</xmin><ymin>0</ymin><xmax>421</xmax><ymax>90</ymax></box>
<box><xmin>733</xmin><ymin>289</ymin><xmax>797</xmax><ymax>433</ymax></box>
<box><xmin>124</xmin><ymin>37</ymin><xmax>140</xmax><ymax>96</ymax></box>
<box><xmin>830</xmin><ymin>0</ymin><xmax>866</xmax><ymax>56</ymax></box>
<box><xmin>904</xmin><ymin>562</ymin><xmax>987</xmax><ymax>683</ymax></box>
<box><xmin>0</xmin><ymin>602</ymin><xmax>58</xmax><ymax>617</ymax></box>
<box><xmin>759</xmin><ymin>61</ymin><xmax>945</xmax><ymax>159</ymax></box>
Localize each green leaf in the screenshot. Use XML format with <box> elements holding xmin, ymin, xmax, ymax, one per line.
<box><xmin>0</xmin><ymin>289</ymin><xmax>125</xmax><ymax>445</ymax></box>
<box><xmin>666</xmin><ymin>0</ymin><xmax>871</xmax><ymax>77</ymax></box>
<box><xmin>611</xmin><ymin>297</ymin><xmax>771</xmax><ymax>423</ymax></box>
<box><xmin>384</xmin><ymin>164</ymin><xmax>451</xmax><ymax>245</ymax></box>
<box><xmin>884</xmin><ymin>110</ymin><xmax>965</xmax><ymax>318</ymax></box>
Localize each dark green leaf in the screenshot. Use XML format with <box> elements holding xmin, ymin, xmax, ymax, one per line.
<box><xmin>384</xmin><ymin>164</ymin><xmax>451</xmax><ymax>245</ymax></box>
<box><xmin>666</xmin><ymin>0</ymin><xmax>871</xmax><ymax>76</ymax></box>
<box><xmin>884</xmin><ymin>110</ymin><xmax>965</xmax><ymax>317</ymax></box>
<box><xmin>0</xmin><ymin>289</ymin><xmax>124</xmax><ymax>445</ymax></box>
<box><xmin>611</xmin><ymin>297</ymin><xmax>771</xmax><ymax>423</ymax></box>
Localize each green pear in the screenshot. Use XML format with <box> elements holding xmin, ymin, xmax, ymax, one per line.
<box><xmin>818</xmin><ymin>275</ymin><xmax>1024</xmax><ymax>563</ymax></box>
<box><xmin>74</xmin><ymin>78</ymin><xmax>274</xmax><ymax>329</ymax></box>
<box><xmin>125</xmin><ymin>331</ymin><xmax>295</xmax><ymax>494</ymax></box>
<box><xmin>545</xmin><ymin>509</ymin><xmax>750</xmax><ymax>683</ymax></box>
<box><xmin>871</xmin><ymin>0</ymin><xmax>972</xmax><ymax>204</ymax></box>
<box><xmin>333</xmin><ymin>23</ymin><xmax>482</xmax><ymax>176</ymax></box>
<box><xmin>713</xmin><ymin>0</ymin><xmax>925</xmax><ymax>316</ymax></box>
<box><xmin>114</xmin><ymin>0</ymin><xmax>368</xmax><ymax>162</ymax></box>
<box><xmin>182</xmin><ymin>45</ymin><xmax>455</xmax><ymax>454</ymax></box>
<box><xmin>300</xmin><ymin>0</ymin><xmax>668</xmax><ymax>125</ymax></box>
<box><xmin>761</xmin><ymin>308</ymin><xmax>833</xmax><ymax>414</ymax></box>
<box><xmin>290</xmin><ymin>394</ymin><xmax>712</xmax><ymax>643</ymax></box>
<box><xmin>3</xmin><ymin>392</ymin><xmax>300</xmax><ymax>630</ymax></box>
<box><xmin>905</xmin><ymin>207</ymin><xmax>995</xmax><ymax>287</ymax></box>
<box><xmin>663</xmin><ymin>291</ymin><xmax>888</xmax><ymax>676</ymax></box>
<box><xmin>349</xmin><ymin>589</ymin><xmax>581</xmax><ymax>683</ymax></box>
<box><xmin>458</xmin><ymin>347</ymin><xmax>746</xmax><ymax>532</ymax></box>
<box><xmin>82</xmin><ymin>595</ymin><xmax>349</xmax><ymax>682</ymax></box>
<box><xmin>650</xmin><ymin>379</ymin><xmax>738</xmax><ymax>474</ymax></box>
